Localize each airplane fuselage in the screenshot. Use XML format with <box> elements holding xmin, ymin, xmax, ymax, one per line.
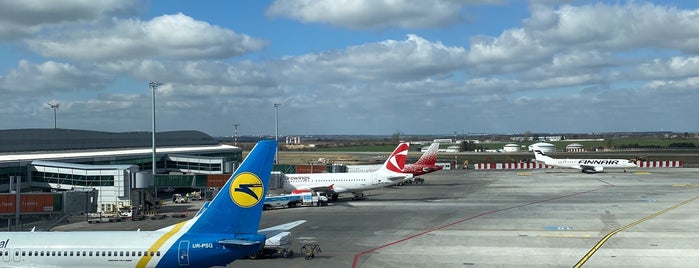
<box><xmin>0</xmin><ymin>229</ymin><xmax>262</xmax><ymax>268</ymax></box>
<box><xmin>282</xmin><ymin>172</ymin><xmax>398</xmax><ymax>194</ymax></box>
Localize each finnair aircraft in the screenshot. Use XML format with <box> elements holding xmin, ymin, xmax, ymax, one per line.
<box><xmin>0</xmin><ymin>140</ymin><xmax>304</xmax><ymax>268</ymax></box>
<box><xmin>533</xmin><ymin>150</ymin><xmax>637</xmax><ymax>173</ymax></box>
<box><xmin>282</xmin><ymin>143</ymin><xmax>413</xmax><ymax>200</ymax></box>
<box><xmin>345</xmin><ymin>143</ymin><xmax>443</xmax><ymax>177</ymax></box>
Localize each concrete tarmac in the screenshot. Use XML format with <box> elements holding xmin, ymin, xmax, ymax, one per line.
<box><xmin>51</xmin><ymin>168</ymin><xmax>699</xmax><ymax>267</ymax></box>
<box><xmin>236</xmin><ymin>168</ymin><xmax>699</xmax><ymax>268</ymax></box>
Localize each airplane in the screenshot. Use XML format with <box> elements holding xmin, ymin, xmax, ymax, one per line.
<box><xmin>403</xmin><ymin>143</ymin><xmax>443</xmax><ymax>176</ymax></box>
<box><xmin>345</xmin><ymin>143</ymin><xmax>443</xmax><ymax>177</ymax></box>
<box><xmin>282</xmin><ymin>143</ymin><xmax>414</xmax><ymax>200</ymax></box>
<box><xmin>533</xmin><ymin>149</ymin><xmax>637</xmax><ymax>173</ymax></box>
<box><xmin>0</xmin><ymin>140</ymin><xmax>305</xmax><ymax>268</ymax></box>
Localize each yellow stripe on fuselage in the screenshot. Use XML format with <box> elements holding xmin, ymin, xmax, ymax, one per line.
<box><xmin>136</xmin><ymin>221</ymin><xmax>187</xmax><ymax>268</ymax></box>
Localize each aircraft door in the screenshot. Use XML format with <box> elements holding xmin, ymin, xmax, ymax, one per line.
<box><xmin>178</xmin><ymin>240</ymin><xmax>190</xmax><ymax>266</ymax></box>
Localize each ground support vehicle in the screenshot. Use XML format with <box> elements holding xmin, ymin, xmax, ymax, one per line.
<box><xmin>297</xmin><ymin>237</ymin><xmax>322</xmax><ymax>260</ymax></box>
<box><xmin>263</xmin><ymin>192</ymin><xmax>328</xmax><ymax>210</ymax></box>
<box><xmin>249</xmin><ymin>231</ymin><xmax>294</xmax><ymax>259</ymax></box>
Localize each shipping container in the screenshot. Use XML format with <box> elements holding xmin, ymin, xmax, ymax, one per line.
<box><xmin>0</xmin><ymin>193</ymin><xmax>62</xmax><ymax>214</ymax></box>
<box><xmin>295</xmin><ymin>164</ymin><xmax>327</xmax><ymax>174</ymax></box>
<box><xmin>207</xmin><ymin>174</ymin><xmax>231</xmax><ymax>188</ymax></box>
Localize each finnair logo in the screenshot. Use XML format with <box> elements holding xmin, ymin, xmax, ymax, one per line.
<box><xmin>579</xmin><ymin>160</ymin><xmax>619</xmax><ymax>165</ymax></box>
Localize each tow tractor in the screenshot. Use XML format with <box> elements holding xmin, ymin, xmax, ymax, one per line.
<box><xmin>249</xmin><ymin>232</ymin><xmax>294</xmax><ymax>259</ymax></box>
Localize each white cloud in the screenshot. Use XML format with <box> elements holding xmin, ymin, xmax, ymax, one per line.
<box><xmin>26</xmin><ymin>13</ymin><xmax>267</xmax><ymax>61</ymax></box>
<box><xmin>266</xmin><ymin>0</ymin><xmax>490</xmax><ymax>29</ymax></box>
<box><xmin>274</xmin><ymin>34</ymin><xmax>467</xmax><ymax>83</ymax></box>
<box><xmin>526</xmin><ymin>3</ymin><xmax>699</xmax><ymax>52</ymax></box>
<box><xmin>0</xmin><ymin>60</ymin><xmax>111</xmax><ymax>93</ymax></box>
<box><xmin>0</xmin><ymin>0</ymin><xmax>140</xmax><ymax>39</ymax></box>
<box><xmin>638</xmin><ymin>57</ymin><xmax>699</xmax><ymax>79</ymax></box>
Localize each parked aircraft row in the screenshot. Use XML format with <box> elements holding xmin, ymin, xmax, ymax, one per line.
<box><xmin>281</xmin><ymin>142</ymin><xmax>444</xmax><ymax>200</ymax></box>
<box><xmin>2</xmin><ymin>141</ymin><xmax>641</xmax><ymax>267</ymax></box>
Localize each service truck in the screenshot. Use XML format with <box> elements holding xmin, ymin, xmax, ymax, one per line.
<box><xmin>263</xmin><ymin>192</ymin><xmax>328</xmax><ymax>210</ymax></box>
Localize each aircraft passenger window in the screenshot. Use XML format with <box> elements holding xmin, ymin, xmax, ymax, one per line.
<box><xmin>15</xmin><ymin>251</ymin><xmax>19</xmax><ymax>256</ymax></box>
<box><xmin>108</xmin><ymin>251</ymin><xmax>112</xmax><ymax>256</ymax></box>
<box><xmin>113</xmin><ymin>251</ymin><xmax>118</xmax><ymax>256</ymax></box>
<box><xmin>120</xmin><ymin>251</ymin><xmax>124</xmax><ymax>256</ymax></box>
<box><xmin>83</xmin><ymin>251</ymin><xmax>86</xmax><ymax>256</ymax></box>
<box><xmin>27</xmin><ymin>251</ymin><xmax>31</xmax><ymax>256</ymax></box>
<box><xmin>89</xmin><ymin>252</ymin><xmax>93</xmax><ymax>256</ymax></box>
<box><xmin>102</xmin><ymin>251</ymin><xmax>106</xmax><ymax>256</ymax></box>
<box><xmin>64</xmin><ymin>251</ymin><xmax>68</xmax><ymax>256</ymax></box>
<box><xmin>76</xmin><ymin>252</ymin><xmax>80</xmax><ymax>256</ymax></box>
<box><xmin>70</xmin><ymin>251</ymin><xmax>74</xmax><ymax>256</ymax></box>
<box><xmin>150</xmin><ymin>251</ymin><xmax>154</xmax><ymax>256</ymax></box>
<box><xmin>51</xmin><ymin>251</ymin><xmax>56</xmax><ymax>256</ymax></box>
<box><xmin>156</xmin><ymin>251</ymin><xmax>161</xmax><ymax>256</ymax></box>
<box><xmin>57</xmin><ymin>251</ymin><xmax>61</xmax><ymax>256</ymax></box>
<box><xmin>132</xmin><ymin>251</ymin><xmax>136</xmax><ymax>256</ymax></box>
<box><xmin>40</xmin><ymin>251</ymin><xmax>44</xmax><ymax>256</ymax></box>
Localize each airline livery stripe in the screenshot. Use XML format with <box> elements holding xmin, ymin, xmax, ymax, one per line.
<box><xmin>136</xmin><ymin>221</ymin><xmax>187</xmax><ymax>268</ymax></box>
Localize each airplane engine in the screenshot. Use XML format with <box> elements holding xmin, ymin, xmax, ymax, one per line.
<box><xmin>582</xmin><ymin>166</ymin><xmax>604</xmax><ymax>173</ymax></box>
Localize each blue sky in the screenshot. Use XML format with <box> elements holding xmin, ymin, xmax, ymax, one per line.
<box><xmin>1</xmin><ymin>0</ymin><xmax>698</xmax><ymax>137</ymax></box>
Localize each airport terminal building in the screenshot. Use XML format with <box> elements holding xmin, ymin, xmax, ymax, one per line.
<box><xmin>0</xmin><ymin>129</ymin><xmax>242</xmax><ymax>218</ymax></box>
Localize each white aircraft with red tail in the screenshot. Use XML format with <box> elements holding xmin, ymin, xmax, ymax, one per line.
<box><xmin>282</xmin><ymin>143</ymin><xmax>413</xmax><ymax>200</ymax></box>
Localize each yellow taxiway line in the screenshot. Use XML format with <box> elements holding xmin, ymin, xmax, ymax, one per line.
<box><xmin>574</xmin><ymin>194</ymin><xmax>699</xmax><ymax>267</ymax></box>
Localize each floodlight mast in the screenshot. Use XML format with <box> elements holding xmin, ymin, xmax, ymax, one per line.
<box><xmin>150</xmin><ymin>81</ymin><xmax>163</xmax><ymax>177</ymax></box>
<box><xmin>273</xmin><ymin>103</ymin><xmax>280</xmax><ymax>163</ymax></box>
<box><xmin>233</xmin><ymin>123</ymin><xmax>240</xmax><ymax>146</ymax></box>
<box><xmin>49</xmin><ymin>102</ymin><xmax>60</xmax><ymax>129</ymax></box>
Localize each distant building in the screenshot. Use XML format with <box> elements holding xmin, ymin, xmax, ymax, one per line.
<box><xmin>528</xmin><ymin>142</ymin><xmax>556</xmax><ymax>152</ymax></box>
<box><xmin>0</xmin><ymin>129</ymin><xmax>242</xmax><ymax>215</ymax></box>
<box><xmin>566</xmin><ymin>143</ymin><xmax>585</xmax><ymax>152</ymax></box>
<box><xmin>503</xmin><ymin>144</ymin><xmax>520</xmax><ymax>152</ymax></box>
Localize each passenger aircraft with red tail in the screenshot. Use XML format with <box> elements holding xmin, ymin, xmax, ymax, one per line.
<box><xmin>345</xmin><ymin>143</ymin><xmax>443</xmax><ymax>177</ymax></box>
<box><xmin>403</xmin><ymin>142</ymin><xmax>442</xmax><ymax>176</ymax></box>
<box><xmin>282</xmin><ymin>143</ymin><xmax>413</xmax><ymax>200</ymax></box>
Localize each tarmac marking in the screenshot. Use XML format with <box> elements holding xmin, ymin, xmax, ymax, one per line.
<box><xmin>573</xmin><ymin>194</ymin><xmax>699</xmax><ymax>268</ymax></box>
<box><xmin>351</xmin><ymin>181</ymin><xmax>616</xmax><ymax>268</ymax></box>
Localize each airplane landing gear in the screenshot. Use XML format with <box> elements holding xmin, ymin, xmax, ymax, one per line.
<box><xmin>352</xmin><ymin>192</ymin><xmax>365</xmax><ymax>200</ymax></box>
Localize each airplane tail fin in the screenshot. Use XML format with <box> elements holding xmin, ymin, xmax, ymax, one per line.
<box><xmin>414</xmin><ymin>143</ymin><xmax>439</xmax><ymax>165</ymax></box>
<box><xmin>377</xmin><ymin>143</ymin><xmax>409</xmax><ymax>174</ymax></box>
<box><xmin>187</xmin><ymin>140</ymin><xmax>276</xmax><ymax>235</ymax></box>
<box><xmin>533</xmin><ymin>150</ymin><xmax>552</xmax><ymax>162</ymax></box>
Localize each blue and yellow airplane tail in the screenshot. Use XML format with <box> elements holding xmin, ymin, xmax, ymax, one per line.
<box><xmin>187</xmin><ymin>140</ymin><xmax>276</xmax><ymax>235</ymax></box>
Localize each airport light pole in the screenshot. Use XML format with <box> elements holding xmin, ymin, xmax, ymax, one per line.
<box><xmin>233</xmin><ymin>123</ymin><xmax>239</xmax><ymax>146</ymax></box>
<box><xmin>150</xmin><ymin>81</ymin><xmax>163</xmax><ymax>177</ymax></box>
<box><xmin>273</xmin><ymin>103</ymin><xmax>280</xmax><ymax>163</ymax></box>
<box><xmin>49</xmin><ymin>102</ymin><xmax>59</xmax><ymax>129</ymax></box>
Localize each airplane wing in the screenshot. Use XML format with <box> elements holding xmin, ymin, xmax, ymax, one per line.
<box><xmin>388</xmin><ymin>173</ymin><xmax>413</xmax><ymax>181</ymax></box>
<box><xmin>259</xmin><ymin>220</ymin><xmax>307</xmax><ymax>238</ymax></box>
<box><xmin>296</xmin><ymin>184</ymin><xmax>343</xmax><ymax>194</ymax></box>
